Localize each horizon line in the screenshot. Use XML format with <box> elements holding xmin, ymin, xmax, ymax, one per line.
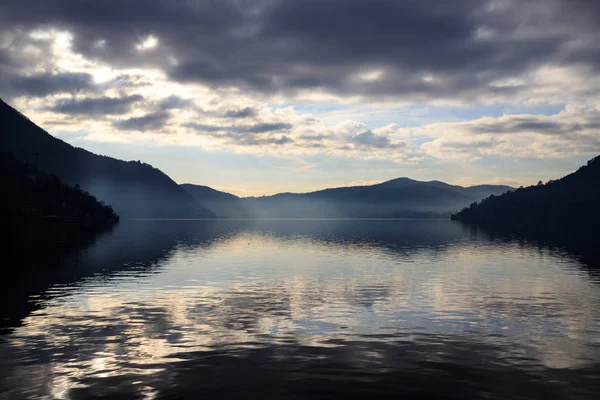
<box><xmin>179</xmin><ymin>178</ymin><xmax>517</xmax><ymax>198</ymax></box>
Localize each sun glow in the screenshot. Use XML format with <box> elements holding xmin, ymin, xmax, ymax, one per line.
<box><xmin>136</xmin><ymin>35</ymin><xmax>159</xmax><ymax>51</ymax></box>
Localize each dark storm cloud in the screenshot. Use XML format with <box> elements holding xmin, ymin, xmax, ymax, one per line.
<box><xmin>49</xmin><ymin>94</ymin><xmax>143</xmax><ymax>115</ymax></box>
<box><xmin>298</xmin><ymin>134</ymin><xmax>327</xmax><ymax>141</ymax></box>
<box><xmin>0</xmin><ymin>0</ymin><xmax>598</xmax><ymax>99</ymax></box>
<box><xmin>512</xmin><ymin>122</ymin><xmax>562</xmax><ymax>133</ymax></box>
<box><xmin>471</xmin><ymin>115</ymin><xmax>600</xmax><ymax>136</ymax></box>
<box><xmin>183</xmin><ymin>123</ymin><xmax>224</xmax><ymax>133</ymax></box>
<box><xmin>473</xmin><ymin>120</ymin><xmax>563</xmax><ymax>135</ymax></box>
<box><xmin>183</xmin><ymin>120</ymin><xmax>294</xmax><ymax>146</ymax></box>
<box><xmin>0</xmin><ymin>29</ymin><xmax>97</xmax><ymax>98</ymax></box>
<box><xmin>0</xmin><ymin>49</ymin><xmax>13</xmax><ymax>67</ymax></box>
<box><xmin>184</xmin><ymin>120</ymin><xmax>402</xmax><ymax>150</ymax></box>
<box><xmin>224</xmin><ymin>107</ymin><xmax>256</xmax><ymax>119</ymax></box>
<box><xmin>113</xmin><ymin>111</ymin><xmax>170</xmax><ymax>131</ymax></box>
<box><xmin>159</xmin><ymin>95</ymin><xmax>191</xmax><ymax>110</ymax></box>
<box><xmin>350</xmin><ymin>130</ymin><xmax>405</xmax><ymax>149</ymax></box>
<box><xmin>443</xmin><ymin>139</ymin><xmax>500</xmax><ymax>151</ymax></box>
<box><xmin>234</xmin><ymin>135</ymin><xmax>293</xmax><ymax>146</ymax></box>
<box><xmin>242</xmin><ymin>123</ymin><xmax>292</xmax><ymax>134</ymax></box>
<box><xmin>1</xmin><ymin>71</ymin><xmax>95</xmax><ymax>97</ymax></box>
<box><xmin>185</xmin><ymin>122</ymin><xmax>292</xmax><ymax>135</ymax></box>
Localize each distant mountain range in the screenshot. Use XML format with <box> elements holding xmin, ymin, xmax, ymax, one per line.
<box><xmin>1</xmin><ymin>98</ymin><xmax>512</xmax><ymax>219</ymax></box>
<box><xmin>180</xmin><ymin>184</ymin><xmax>250</xmax><ymax>218</ymax></box>
<box><xmin>182</xmin><ymin>179</ymin><xmax>512</xmax><ymax>218</ymax></box>
<box><xmin>452</xmin><ymin>155</ymin><xmax>600</xmax><ymax>233</ymax></box>
<box><xmin>0</xmin><ymin>98</ymin><xmax>214</xmax><ymax>218</ymax></box>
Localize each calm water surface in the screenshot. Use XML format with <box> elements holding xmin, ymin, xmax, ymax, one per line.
<box><xmin>1</xmin><ymin>219</ymin><xmax>600</xmax><ymax>399</ymax></box>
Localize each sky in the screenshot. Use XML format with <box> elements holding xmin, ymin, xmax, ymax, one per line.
<box><xmin>1</xmin><ymin>0</ymin><xmax>600</xmax><ymax>196</ymax></box>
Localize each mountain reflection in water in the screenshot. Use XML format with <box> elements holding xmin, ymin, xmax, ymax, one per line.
<box><xmin>1</xmin><ymin>219</ymin><xmax>599</xmax><ymax>399</ymax></box>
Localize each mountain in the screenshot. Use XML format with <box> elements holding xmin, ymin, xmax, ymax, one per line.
<box><xmin>180</xmin><ymin>184</ymin><xmax>250</xmax><ymax>218</ymax></box>
<box><xmin>183</xmin><ymin>179</ymin><xmax>512</xmax><ymax>219</ymax></box>
<box><xmin>0</xmin><ymin>98</ymin><xmax>215</xmax><ymax>218</ymax></box>
<box><xmin>1</xmin><ymin>152</ymin><xmax>119</xmax><ymax>253</ymax></box>
<box><xmin>451</xmin><ymin>155</ymin><xmax>600</xmax><ymax>234</ymax></box>
<box><xmin>242</xmin><ymin>179</ymin><xmax>512</xmax><ymax>218</ymax></box>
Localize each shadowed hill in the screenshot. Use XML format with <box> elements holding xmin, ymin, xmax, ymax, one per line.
<box><xmin>0</xmin><ymin>99</ymin><xmax>215</xmax><ymax>218</ymax></box>
<box><xmin>1</xmin><ymin>152</ymin><xmax>119</xmax><ymax>254</ymax></box>
<box><xmin>451</xmin><ymin>155</ymin><xmax>600</xmax><ymax>251</ymax></box>
<box><xmin>183</xmin><ymin>179</ymin><xmax>512</xmax><ymax>219</ymax></box>
<box><xmin>180</xmin><ymin>184</ymin><xmax>250</xmax><ymax>218</ymax></box>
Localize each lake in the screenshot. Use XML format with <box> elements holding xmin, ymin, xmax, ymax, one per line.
<box><xmin>1</xmin><ymin>219</ymin><xmax>599</xmax><ymax>399</ymax></box>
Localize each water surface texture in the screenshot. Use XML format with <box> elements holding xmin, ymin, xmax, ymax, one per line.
<box><xmin>2</xmin><ymin>220</ymin><xmax>600</xmax><ymax>399</ymax></box>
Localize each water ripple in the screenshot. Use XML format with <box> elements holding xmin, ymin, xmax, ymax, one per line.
<box><xmin>1</xmin><ymin>219</ymin><xmax>599</xmax><ymax>399</ymax></box>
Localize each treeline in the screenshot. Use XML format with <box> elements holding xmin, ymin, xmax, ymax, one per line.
<box><xmin>451</xmin><ymin>155</ymin><xmax>600</xmax><ymax>236</ymax></box>
<box><xmin>1</xmin><ymin>152</ymin><xmax>119</xmax><ymax>252</ymax></box>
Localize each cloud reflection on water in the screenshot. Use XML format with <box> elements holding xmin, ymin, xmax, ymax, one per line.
<box><xmin>1</xmin><ymin>220</ymin><xmax>599</xmax><ymax>399</ymax></box>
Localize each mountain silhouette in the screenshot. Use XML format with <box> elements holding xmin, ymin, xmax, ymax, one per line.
<box><xmin>451</xmin><ymin>155</ymin><xmax>600</xmax><ymax>248</ymax></box>
<box><xmin>183</xmin><ymin>179</ymin><xmax>512</xmax><ymax>219</ymax></box>
<box><xmin>0</xmin><ymin>99</ymin><xmax>215</xmax><ymax>218</ymax></box>
<box><xmin>1</xmin><ymin>152</ymin><xmax>119</xmax><ymax>258</ymax></box>
<box><xmin>180</xmin><ymin>184</ymin><xmax>250</xmax><ymax>218</ymax></box>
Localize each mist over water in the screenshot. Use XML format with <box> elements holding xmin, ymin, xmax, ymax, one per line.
<box><xmin>1</xmin><ymin>220</ymin><xmax>600</xmax><ymax>399</ymax></box>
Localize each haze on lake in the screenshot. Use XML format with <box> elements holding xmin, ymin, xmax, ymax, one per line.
<box><xmin>2</xmin><ymin>220</ymin><xmax>599</xmax><ymax>399</ymax></box>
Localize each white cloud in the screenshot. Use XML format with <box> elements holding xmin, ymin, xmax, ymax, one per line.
<box><xmin>419</xmin><ymin>106</ymin><xmax>600</xmax><ymax>159</ymax></box>
<box><xmin>136</xmin><ymin>35</ymin><xmax>159</xmax><ymax>51</ymax></box>
<box><xmin>3</xmin><ymin>24</ymin><xmax>600</xmax><ymax>190</ymax></box>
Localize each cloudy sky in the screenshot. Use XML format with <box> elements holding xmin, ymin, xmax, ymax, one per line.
<box><xmin>1</xmin><ymin>0</ymin><xmax>599</xmax><ymax>196</ymax></box>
